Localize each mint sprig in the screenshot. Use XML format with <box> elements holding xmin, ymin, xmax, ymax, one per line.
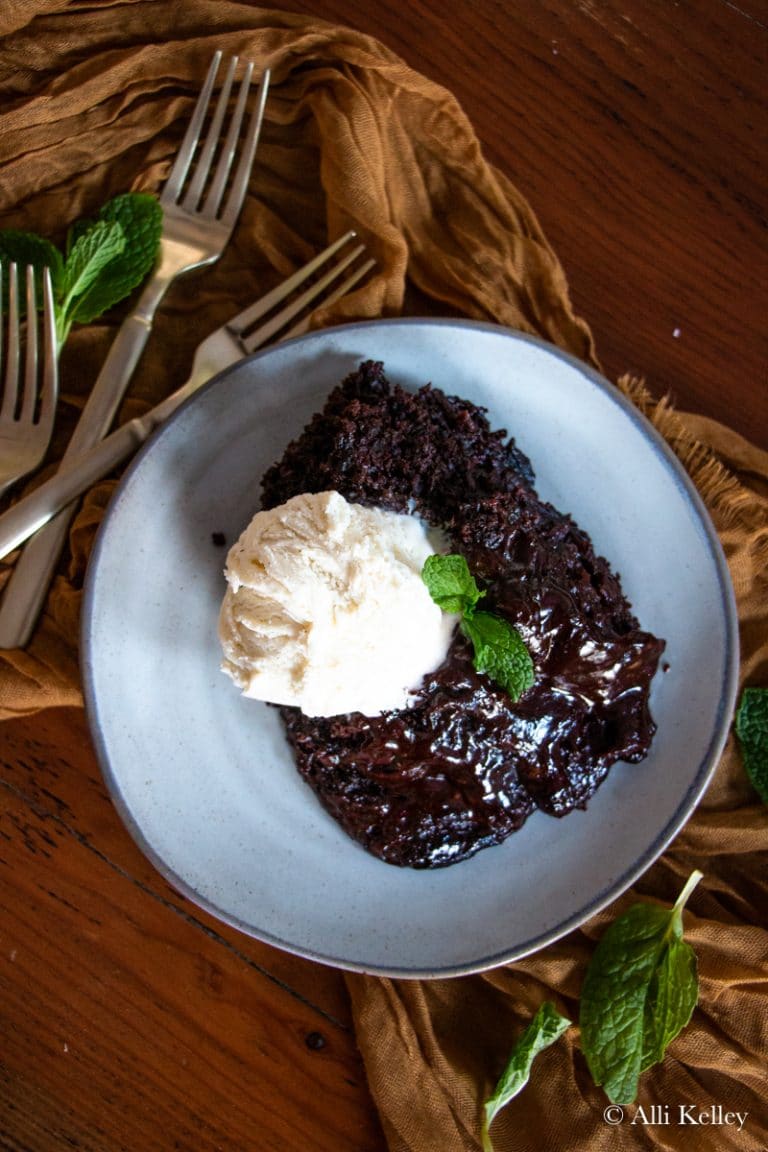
<box><xmin>422</xmin><ymin>553</ymin><xmax>534</xmax><ymax>701</ymax></box>
<box><xmin>68</xmin><ymin>193</ymin><xmax>163</xmax><ymax>326</ymax></box>
<box><xmin>59</xmin><ymin>219</ymin><xmax>126</xmax><ymax>318</ymax></box>
<box><xmin>476</xmin><ymin>873</ymin><xmax>705</xmax><ymax>1143</ymax></box>
<box><xmin>481</xmin><ymin>1002</ymin><xmax>571</xmax><ymax>1152</ymax></box>
<box><xmin>462</xmin><ymin>610</ymin><xmax>535</xmax><ymax>701</ymax></box>
<box><xmin>735</xmin><ymin>686</ymin><xmax>768</xmax><ymax>805</ymax></box>
<box><xmin>579</xmin><ymin>870</ymin><xmax>702</xmax><ymax>1105</ymax></box>
<box><xmin>0</xmin><ymin>192</ymin><xmax>162</xmax><ymax>343</ymax></box>
<box><xmin>421</xmin><ymin>552</ymin><xmax>485</xmax><ymax>615</ymax></box>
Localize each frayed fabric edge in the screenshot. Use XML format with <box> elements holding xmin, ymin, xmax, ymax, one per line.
<box><xmin>616</xmin><ymin>374</ymin><xmax>759</xmax><ymax>530</ymax></box>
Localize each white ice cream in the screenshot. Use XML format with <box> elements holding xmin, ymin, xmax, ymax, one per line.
<box><xmin>218</xmin><ymin>490</ymin><xmax>454</xmax><ymax>717</ymax></box>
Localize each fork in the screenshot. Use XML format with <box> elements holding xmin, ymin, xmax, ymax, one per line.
<box><xmin>0</xmin><ymin>264</ymin><xmax>58</xmax><ymax>499</ymax></box>
<box><xmin>0</xmin><ymin>52</ymin><xmax>269</xmax><ymax>649</ymax></box>
<box><xmin>184</xmin><ymin>230</ymin><xmax>375</xmax><ymax>387</ymax></box>
<box><xmin>0</xmin><ymin>234</ymin><xmax>375</xmax><ymax>563</ymax></box>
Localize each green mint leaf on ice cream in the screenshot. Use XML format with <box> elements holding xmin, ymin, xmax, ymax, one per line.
<box><xmin>421</xmin><ymin>552</ymin><xmax>485</xmax><ymax>614</ymax></box>
<box><xmin>481</xmin><ymin>1001</ymin><xmax>571</xmax><ymax>1151</ymax></box>
<box><xmin>735</xmin><ymin>686</ymin><xmax>768</xmax><ymax>805</ymax></box>
<box><xmin>421</xmin><ymin>553</ymin><xmax>534</xmax><ymax>701</ymax></box>
<box><xmin>579</xmin><ymin>870</ymin><xmax>703</xmax><ymax>1105</ymax></box>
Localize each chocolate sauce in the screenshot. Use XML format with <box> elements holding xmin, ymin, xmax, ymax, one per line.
<box><xmin>261</xmin><ymin>361</ymin><xmax>665</xmax><ymax>868</ymax></box>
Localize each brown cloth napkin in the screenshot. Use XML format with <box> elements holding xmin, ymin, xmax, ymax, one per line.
<box><xmin>1</xmin><ymin>5</ymin><xmax>766</xmax><ymax>1150</ymax></box>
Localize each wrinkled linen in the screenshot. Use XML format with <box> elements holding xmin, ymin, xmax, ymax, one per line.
<box><xmin>0</xmin><ymin>5</ymin><xmax>766</xmax><ymax>1150</ymax></box>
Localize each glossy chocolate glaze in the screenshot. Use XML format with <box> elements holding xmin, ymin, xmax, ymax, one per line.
<box><xmin>260</xmin><ymin>361</ymin><xmax>665</xmax><ymax>868</ymax></box>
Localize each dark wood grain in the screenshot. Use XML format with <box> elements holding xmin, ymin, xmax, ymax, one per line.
<box><xmin>0</xmin><ymin>3</ymin><xmax>765</xmax><ymax>1151</ymax></box>
<box><xmin>0</xmin><ymin>709</ymin><xmax>386</xmax><ymax>1151</ymax></box>
<box><xmin>283</xmin><ymin>0</ymin><xmax>768</xmax><ymax>449</ymax></box>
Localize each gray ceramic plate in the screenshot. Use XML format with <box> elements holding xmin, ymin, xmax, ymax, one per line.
<box><xmin>81</xmin><ymin>320</ymin><xmax>738</xmax><ymax>978</ymax></box>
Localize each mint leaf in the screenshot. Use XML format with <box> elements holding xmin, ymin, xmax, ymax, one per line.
<box><xmin>579</xmin><ymin>870</ymin><xmax>702</xmax><ymax>1105</ymax></box>
<box><xmin>0</xmin><ymin>231</ymin><xmax>65</xmax><ymax>306</ymax></box>
<box><xmin>421</xmin><ymin>553</ymin><xmax>535</xmax><ymax>701</ymax></box>
<box><xmin>735</xmin><ymin>686</ymin><xmax>768</xmax><ymax>804</ymax></box>
<box><xmin>70</xmin><ymin>193</ymin><xmax>162</xmax><ymax>325</ymax></box>
<box><xmin>61</xmin><ymin>219</ymin><xmax>126</xmax><ymax>311</ymax></box>
<box><xmin>62</xmin><ymin>219</ymin><xmax>126</xmax><ymax>298</ymax></box>
<box><xmin>640</xmin><ymin>934</ymin><xmax>698</xmax><ymax>1073</ymax></box>
<box><xmin>421</xmin><ymin>553</ymin><xmax>485</xmax><ymax>615</ymax></box>
<box><xmin>481</xmin><ymin>1002</ymin><xmax>571</xmax><ymax>1152</ymax></box>
<box><xmin>462</xmin><ymin>610</ymin><xmax>535</xmax><ymax>702</ymax></box>
<box><xmin>1</xmin><ymin>194</ymin><xmax>163</xmax><ymax>344</ymax></box>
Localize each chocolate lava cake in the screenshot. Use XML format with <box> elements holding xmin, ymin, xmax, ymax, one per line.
<box><xmin>260</xmin><ymin>360</ymin><xmax>665</xmax><ymax>868</ymax></box>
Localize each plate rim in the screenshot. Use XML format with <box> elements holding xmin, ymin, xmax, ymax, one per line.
<box><xmin>81</xmin><ymin>318</ymin><xmax>740</xmax><ymax>978</ymax></box>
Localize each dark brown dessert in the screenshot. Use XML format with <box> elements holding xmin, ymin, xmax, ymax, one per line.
<box><xmin>261</xmin><ymin>360</ymin><xmax>665</xmax><ymax>868</ymax></box>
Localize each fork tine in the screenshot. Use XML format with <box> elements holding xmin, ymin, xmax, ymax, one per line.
<box><xmin>1</xmin><ymin>263</ymin><xmax>19</xmax><ymax>421</ymax></box>
<box><xmin>276</xmin><ymin>258</ymin><xmax>377</xmax><ymax>346</ymax></box>
<box><xmin>240</xmin><ymin>243</ymin><xmax>370</xmax><ymax>353</ymax></box>
<box><xmin>228</xmin><ymin>231</ymin><xmax>359</xmax><ymax>336</ymax></box>
<box><xmin>181</xmin><ymin>55</ymin><xmax>239</xmax><ymax>213</ymax></box>
<box><xmin>161</xmin><ymin>51</ymin><xmax>223</xmax><ymax>205</ymax></box>
<box><xmin>217</xmin><ymin>68</ymin><xmax>270</xmax><ymax>228</ymax></box>
<box><xmin>20</xmin><ymin>266</ymin><xmax>38</xmax><ymax>424</ymax></box>
<box><xmin>38</xmin><ymin>268</ymin><xmax>58</xmax><ymax>426</ymax></box>
<box><xmin>202</xmin><ymin>59</ymin><xmax>253</xmax><ymax>219</ymax></box>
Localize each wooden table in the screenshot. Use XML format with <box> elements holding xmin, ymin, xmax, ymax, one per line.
<box><xmin>1</xmin><ymin>3</ymin><xmax>765</xmax><ymax>1150</ymax></box>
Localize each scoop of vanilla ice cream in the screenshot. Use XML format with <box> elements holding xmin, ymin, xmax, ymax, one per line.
<box><xmin>218</xmin><ymin>490</ymin><xmax>454</xmax><ymax>717</ymax></box>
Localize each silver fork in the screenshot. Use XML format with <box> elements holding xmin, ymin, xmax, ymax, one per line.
<box><xmin>185</xmin><ymin>230</ymin><xmax>375</xmax><ymax>387</ymax></box>
<box><xmin>0</xmin><ymin>234</ymin><xmax>375</xmax><ymax>564</ymax></box>
<box><xmin>0</xmin><ymin>264</ymin><xmax>58</xmax><ymax>499</ymax></box>
<box><xmin>0</xmin><ymin>52</ymin><xmax>269</xmax><ymax>649</ymax></box>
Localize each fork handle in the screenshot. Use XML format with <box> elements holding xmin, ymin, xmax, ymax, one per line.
<box><xmin>0</xmin><ymin>360</ymin><xmax>218</xmax><ymax>562</ymax></box>
<box><xmin>0</xmin><ymin>308</ymin><xmax>159</xmax><ymax>649</ymax></box>
<box><xmin>0</xmin><ymin>417</ymin><xmax>155</xmax><ymax>560</ymax></box>
<box><xmin>66</xmin><ymin>315</ymin><xmax>155</xmax><ymax>456</ymax></box>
